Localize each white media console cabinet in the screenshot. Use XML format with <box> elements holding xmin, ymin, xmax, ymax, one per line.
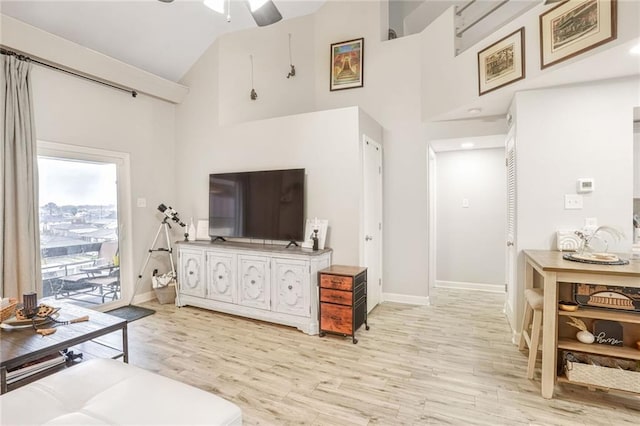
<box><xmin>176</xmin><ymin>241</ymin><xmax>332</xmax><ymax>335</ymax></box>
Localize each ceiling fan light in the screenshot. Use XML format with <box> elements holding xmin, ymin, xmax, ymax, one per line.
<box><xmin>248</xmin><ymin>0</ymin><xmax>269</xmax><ymax>12</ymax></box>
<box><xmin>204</xmin><ymin>0</ymin><xmax>225</xmax><ymax>14</ymax></box>
<box><xmin>248</xmin><ymin>0</ymin><xmax>282</xmax><ymax>27</ymax></box>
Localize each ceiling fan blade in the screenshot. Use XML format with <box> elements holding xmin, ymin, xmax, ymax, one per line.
<box><xmin>249</xmin><ymin>0</ymin><xmax>283</xmax><ymax>27</ymax></box>
<box><xmin>158</xmin><ymin>0</ymin><xmax>174</xmax><ymax>3</ymax></box>
<box><xmin>544</xmin><ymin>0</ymin><xmax>564</xmax><ymax>4</ymax></box>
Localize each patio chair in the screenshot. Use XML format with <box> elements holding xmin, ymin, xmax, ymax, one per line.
<box><xmin>55</xmin><ymin>241</ymin><xmax>119</xmax><ymax>300</ymax></box>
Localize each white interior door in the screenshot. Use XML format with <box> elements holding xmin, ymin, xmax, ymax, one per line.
<box><xmin>363</xmin><ymin>136</ymin><xmax>383</xmax><ymax>313</ymax></box>
<box><xmin>505</xmin><ymin>131</ymin><xmax>517</xmax><ymax>327</ymax></box>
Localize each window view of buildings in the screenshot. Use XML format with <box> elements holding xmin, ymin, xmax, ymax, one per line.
<box><xmin>38</xmin><ymin>157</ymin><xmax>120</xmax><ymax>304</ymax></box>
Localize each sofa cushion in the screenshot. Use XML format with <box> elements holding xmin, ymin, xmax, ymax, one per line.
<box><xmin>0</xmin><ymin>358</ymin><xmax>242</xmax><ymax>425</ymax></box>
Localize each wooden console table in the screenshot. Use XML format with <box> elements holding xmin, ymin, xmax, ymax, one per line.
<box><xmin>0</xmin><ymin>303</ymin><xmax>128</xmax><ymax>393</ymax></box>
<box><xmin>523</xmin><ymin>250</ymin><xmax>640</xmax><ymax>399</ymax></box>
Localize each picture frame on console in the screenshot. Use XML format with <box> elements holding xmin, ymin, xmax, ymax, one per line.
<box><xmin>540</xmin><ymin>0</ymin><xmax>617</xmax><ymax>69</ymax></box>
<box><xmin>478</xmin><ymin>28</ymin><xmax>525</xmax><ymax>96</ymax></box>
<box><xmin>301</xmin><ymin>219</ymin><xmax>328</xmax><ymax>250</ymax></box>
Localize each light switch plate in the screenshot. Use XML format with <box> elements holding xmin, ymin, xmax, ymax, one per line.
<box><xmin>564</xmin><ymin>194</ymin><xmax>583</xmax><ymax>210</ymax></box>
<box><xmin>137</xmin><ymin>198</ymin><xmax>147</xmax><ymax>208</ymax></box>
<box><xmin>462</xmin><ymin>198</ymin><xmax>469</xmax><ymax>208</ymax></box>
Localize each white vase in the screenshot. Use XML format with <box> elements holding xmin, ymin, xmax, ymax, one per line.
<box><xmin>188</xmin><ymin>218</ymin><xmax>196</xmax><ymax>242</ymax></box>
<box><xmin>577</xmin><ymin>330</ymin><xmax>595</xmax><ymax>344</ymax></box>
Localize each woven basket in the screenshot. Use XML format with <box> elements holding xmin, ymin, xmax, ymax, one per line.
<box><xmin>566</xmin><ymin>361</ymin><xmax>640</xmax><ymax>393</ymax></box>
<box><xmin>0</xmin><ymin>298</ymin><xmax>18</xmax><ymax>322</ymax></box>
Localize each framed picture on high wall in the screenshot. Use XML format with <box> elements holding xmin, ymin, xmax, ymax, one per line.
<box><xmin>330</xmin><ymin>38</ymin><xmax>364</xmax><ymax>91</ymax></box>
<box><xmin>478</xmin><ymin>28</ymin><xmax>525</xmax><ymax>96</ymax></box>
<box><xmin>540</xmin><ymin>0</ymin><xmax>617</xmax><ymax>69</ymax></box>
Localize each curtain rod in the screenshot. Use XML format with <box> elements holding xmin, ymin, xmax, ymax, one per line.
<box><xmin>0</xmin><ymin>47</ymin><xmax>138</xmax><ymax>98</ymax></box>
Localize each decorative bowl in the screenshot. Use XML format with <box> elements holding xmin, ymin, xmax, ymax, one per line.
<box><xmin>559</xmin><ymin>301</ymin><xmax>579</xmax><ymax>312</ymax></box>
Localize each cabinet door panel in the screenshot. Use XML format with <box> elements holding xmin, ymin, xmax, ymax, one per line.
<box><xmin>238</xmin><ymin>255</ymin><xmax>270</xmax><ymax>310</ymax></box>
<box><xmin>179</xmin><ymin>249</ymin><xmax>205</xmax><ymax>298</ymax></box>
<box><xmin>273</xmin><ymin>259</ymin><xmax>309</xmax><ymax>317</ymax></box>
<box><xmin>206</xmin><ymin>252</ymin><xmax>236</xmax><ymax>303</ymax></box>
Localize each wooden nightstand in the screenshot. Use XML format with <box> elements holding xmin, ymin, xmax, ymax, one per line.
<box><xmin>318</xmin><ymin>265</ymin><xmax>369</xmax><ymax>344</ymax></box>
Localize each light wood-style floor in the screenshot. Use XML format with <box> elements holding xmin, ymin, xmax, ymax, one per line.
<box><xmin>126</xmin><ymin>290</ymin><xmax>639</xmax><ymax>425</ymax></box>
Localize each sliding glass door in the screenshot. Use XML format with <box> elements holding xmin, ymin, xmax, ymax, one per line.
<box><xmin>37</xmin><ymin>143</ymin><xmax>130</xmax><ymax>309</ymax></box>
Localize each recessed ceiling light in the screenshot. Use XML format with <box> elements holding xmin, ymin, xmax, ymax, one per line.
<box><xmin>630</xmin><ymin>43</ymin><xmax>640</xmax><ymax>55</ymax></box>
<box><xmin>468</xmin><ymin>108</ymin><xmax>482</xmax><ymax>114</ymax></box>
<box><xmin>461</xmin><ymin>142</ymin><xmax>475</xmax><ymax>149</ymax></box>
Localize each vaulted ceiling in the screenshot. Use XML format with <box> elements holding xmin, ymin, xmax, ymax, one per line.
<box><xmin>0</xmin><ymin>0</ymin><xmax>325</xmax><ymax>82</ymax></box>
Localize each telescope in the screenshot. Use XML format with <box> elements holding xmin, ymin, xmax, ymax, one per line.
<box><xmin>157</xmin><ymin>203</ymin><xmax>185</xmax><ymax>227</ymax></box>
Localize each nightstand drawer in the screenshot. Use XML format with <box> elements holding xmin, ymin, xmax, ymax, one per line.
<box><xmin>320</xmin><ymin>303</ymin><xmax>352</xmax><ymax>335</ymax></box>
<box><xmin>320</xmin><ymin>274</ymin><xmax>352</xmax><ymax>291</ymax></box>
<box><xmin>320</xmin><ymin>288</ymin><xmax>353</xmax><ymax>306</ymax></box>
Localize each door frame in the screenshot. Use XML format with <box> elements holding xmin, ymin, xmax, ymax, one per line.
<box><xmin>37</xmin><ymin>141</ymin><xmax>133</xmax><ymax>311</ymax></box>
<box><xmin>427</xmin><ymin>146</ymin><xmax>437</xmax><ymax>305</ymax></box>
<box><xmin>360</xmin><ymin>135</ymin><xmax>383</xmax><ymax>312</ymax></box>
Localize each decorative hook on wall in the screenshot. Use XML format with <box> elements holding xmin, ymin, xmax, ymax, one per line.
<box><xmin>249</xmin><ymin>54</ymin><xmax>258</xmax><ymax>100</ymax></box>
<box><xmin>286</xmin><ymin>33</ymin><xmax>296</xmax><ymax>79</ymax></box>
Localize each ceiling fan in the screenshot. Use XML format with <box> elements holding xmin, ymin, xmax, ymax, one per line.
<box><xmin>544</xmin><ymin>0</ymin><xmax>564</xmax><ymax>4</ymax></box>
<box><xmin>158</xmin><ymin>0</ymin><xmax>282</xmax><ymax>27</ymax></box>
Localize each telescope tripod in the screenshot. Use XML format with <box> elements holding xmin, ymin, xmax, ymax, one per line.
<box><xmin>129</xmin><ymin>217</ymin><xmax>180</xmax><ymax>306</ymax></box>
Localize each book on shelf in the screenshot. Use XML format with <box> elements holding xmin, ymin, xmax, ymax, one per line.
<box><xmin>6</xmin><ymin>352</ymin><xmax>67</xmax><ymax>384</ymax></box>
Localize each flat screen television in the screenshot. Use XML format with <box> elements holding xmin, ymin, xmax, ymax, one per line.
<box><xmin>209</xmin><ymin>168</ymin><xmax>305</xmax><ymax>242</ymax></box>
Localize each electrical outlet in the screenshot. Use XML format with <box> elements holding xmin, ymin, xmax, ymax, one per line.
<box><xmin>564</xmin><ymin>194</ymin><xmax>583</xmax><ymax>210</ymax></box>
<box><xmin>137</xmin><ymin>198</ymin><xmax>147</xmax><ymax>208</ymax></box>
<box><xmin>584</xmin><ymin>217</ymin><xmax>598</xmax><ymax>229</ymax></box>
<box><xmin>462</xmin><ymin>198</ymin><xmax>469</xmax><ymax>208</ymax></box>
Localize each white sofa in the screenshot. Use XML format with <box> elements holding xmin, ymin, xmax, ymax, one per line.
<box><xmin>0</xmin><ymin>359</ymin><xmax>242</xmax><ymax>425</ymax></box>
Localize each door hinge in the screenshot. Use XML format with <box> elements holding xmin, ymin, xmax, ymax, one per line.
<box><xmin>379</xmin><ymin>278</ymin><xmax>382</xmax><ymax>286</ymax></box>
<box><xmin>379</xmin><ymin>166</ymin><xmax>382</xmax><ymax>174</ymax></box>
<box><xmin>505</xmin><ymin>158</ymin><xmax>508</xmax><ymax>167</ymax></box>
<box><xmin>505</xmin><ymin>283</ymin><xmax>508</xmax><ymax>293</ymax></box>
<box><xmin>378</xmin><ymin>222</ymin><xmax>382</xmax><ymax>230</ymax></box>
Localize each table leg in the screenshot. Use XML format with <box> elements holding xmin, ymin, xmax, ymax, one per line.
<box><xmin>1</xmin><ymin>366</ymin><xmax>7</xmax><ymax>394</ymax></box>
<box><xmin>541</xmin><ymin>271</ymin><xmax>557</xmax><ymax>399</ymax></box>
<box><xmin>122</xmin><ymin>323</ymin><xmax>129</xmax><ymax>363</ymax></box>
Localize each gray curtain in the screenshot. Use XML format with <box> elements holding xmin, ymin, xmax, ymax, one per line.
<box><xmin>1</xmin><ymin>55</ymin><xmax>41</xmax><ymax>298</ymax></box>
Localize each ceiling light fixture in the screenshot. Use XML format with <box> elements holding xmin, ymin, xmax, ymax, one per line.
<box><xmin>248</xmin><ymin>0</ymin><xmax>269</xmax><ymax>12</ymax></box>
<box><xmin>461</xmin><ymin>142</ymin><xmax>475</xmax><ymax>149</ymax></box>
<box><xmin>247</xmin><ymin>0</ymin><xmax>282</xmax><ymax>27</ymax></box>
<box><xmin>468</xmin><ymin>108</ymin><xmax>482</xmax><ymax>114</ymax></box>
<box><xmin>202</xmin><ymin>0</ymin><xmax>281</xmax><ymax>26</ymax></box>
<box><xmin>203</xmin><ymin>0</ymin><xmax>224</xmax><ymax>14</ymax></box>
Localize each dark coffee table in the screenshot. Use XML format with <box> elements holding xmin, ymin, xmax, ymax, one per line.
<box><xmin>0</xmin><ymin>303</ymin><xmax>128</xmax><ymax>393</ymax></box>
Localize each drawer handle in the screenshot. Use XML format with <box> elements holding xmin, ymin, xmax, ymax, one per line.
<box><xmin>288</xmin><ymin>285</ymin><xmax>293</xmax><ymax>290</ymax></box>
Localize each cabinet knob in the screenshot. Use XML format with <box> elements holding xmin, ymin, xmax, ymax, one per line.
<box><xmin>189</xmin><ymin>271</ymin><xmax>194</xmax><ymax>275</ymax></box>
<box><xmin>218</xmin><ymin>275</ymin><xmax>223</xmax><ymax>279</ymax></box>
<box><xmin>251</xmin><ymin>280</ymin><xmax>255</xmax><ymax>284</ymax></box>
<box><xmin>288</xmin><ymin>285</ymin><xmax>293</xmax><ymax>290</ymax></box>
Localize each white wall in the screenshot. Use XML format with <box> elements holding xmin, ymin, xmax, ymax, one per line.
<box><xmin>29</xmin><ymin>66</ymin><xmax>178</xmax><ymax>299</ymax></box>
<box><xmin>511</xmin><ymin>77</ymin><xmax>639</xmax><ymax>330</ymax></box>
<box><xmin>174</xmin><ymin>105</ymin><xmax>373</xmax><ymax>265</ymax></box>
<box><xmin>436</xmin><ymin>148</ymin><xmax>506</xmax><ymax>287</ymax></box>
<box><xmin>421</xmin><ymin>1</ymin><xmax>640</xmax><ymax>121</ymax></box>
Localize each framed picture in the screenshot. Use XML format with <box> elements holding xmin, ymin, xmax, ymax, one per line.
<box><xmin>540</xmin><ymin>0</ymin><xmax>617</xmax><ymax>69</ymax></box>
<box><xmin>301</xmin><ymin>219</ymin><xmax>328</xmax><ymax>250</ymax></box>
<box><xmin>478</xmin><ymin>28</ymin><xmax>525</xmax><ymax>96</ymax></box>
<box><xmin>330</xmin><ymin>38</ymin><xmax>364</xmax><ymax>91</ymax></box>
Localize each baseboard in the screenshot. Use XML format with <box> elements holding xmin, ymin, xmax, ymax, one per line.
<box><xmin>435</xmin><ymin>280</ymin><xmax>504</xmax><ymax>293</ymax></box>
<box><xmin>131</xmin><ymin>290</ymin><xmax>155</xmax><ymax>305</ymax></box>
<box><xmin>382</xmin><ymin>292</ymin><xmax>430</xmax><ymax>306</ymax></box>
